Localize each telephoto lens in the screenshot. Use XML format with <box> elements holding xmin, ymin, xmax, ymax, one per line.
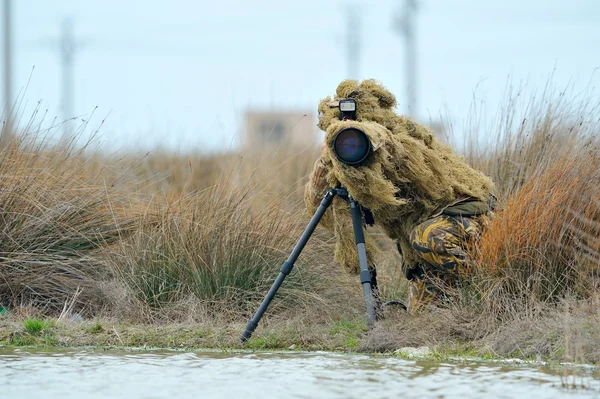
<box><xmin>332</xmin><ymin>127</ymin><xmax>371</xmax><ymax>165</ymax></box>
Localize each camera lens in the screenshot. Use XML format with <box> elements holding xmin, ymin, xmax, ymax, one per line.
<box><xmin>332</xmin><ymin>127</ymin><xmax>371</xmax><ymax>165</ymax></box>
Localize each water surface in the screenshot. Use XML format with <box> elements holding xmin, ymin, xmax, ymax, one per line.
<box><xmin>1</xmin><ymin>348</ymin><xmax>598</xmax><ymax>398</ymax></box>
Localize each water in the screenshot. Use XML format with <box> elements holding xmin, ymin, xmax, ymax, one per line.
<box><xmin>1</xmin><ymin>348</ymin><xmax>599</xmax><ymax>399</ymax></box>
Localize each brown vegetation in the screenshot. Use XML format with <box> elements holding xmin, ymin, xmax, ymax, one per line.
<box><xmin>0</xmin><ymin>138</ymin><xmax>141</xmax><ymax>314</ymax></box>
<box><xmin>0</xmin><ymin>81</ymin><xmax>599</xmax><ymax>364</ymax></box>
<box><xmin>474</xmin><ymin>152</ymin><xmax>600</xmax><ymax>308</ymax></box>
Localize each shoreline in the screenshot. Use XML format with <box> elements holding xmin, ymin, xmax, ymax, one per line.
<box><xmin>1</xmin><ymin>341</ymin><xmax>598</xmax><ymax>373</ymax></box>
<box><xmin>1</xmin><ymin>314</ymin><xmax>598</xmax><ymax>368</ymax></box>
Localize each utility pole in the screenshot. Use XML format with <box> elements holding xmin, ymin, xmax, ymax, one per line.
<box><xmin>3</xmin><ymin>0</ymin><xmax>12</xmax><ymax>137</ymax></box>
<box><xmin>394</xmin><ymin>0</ymin><xmax>418</xmax><ymax>118</ymax></box>
<box><xmin>59</xmin><ymin>18</ymin><xmax>78</xmax><ymax>138</ymax></box>
<box><xmin>344</xmin><ymin>5</ymin><xmax>361</xmax><ymax>80</ymax></box>
<box><xmin>42</xmin><ymin>18</ymin><xmax>83</xmax><ymax>139</ymax></box>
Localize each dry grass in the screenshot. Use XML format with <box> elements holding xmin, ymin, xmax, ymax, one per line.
<box><xmin>0</xmin><ymin>135</ymin><xmax>141</xmax><ymax>315</ymax></box>
<box><xmin>102</xmin><ymin>143</ymin><xmax>357</xmax><ymax>321</ymax></box>
<box><xmin>1</xmin><ymin>79</ymin><xmax>600</xmax><ymax>362</ymax></box>
<box><xmin>474</xmin><ymin>152</ymin><xmax>600</xmax><ymax>308</ymax></box>
<box><xmin>455</xmin><ymin>80</ymin><xmax>600</xmax><ymax>320</ymax></box>
<box><xmin>106</xmin><ymin>185</ymin><xmax>351</xmax><ymax>320</ymax></box>
<box><xmin>463</xmin><ymin>78</ymin><xmax>600</xmax><ymax>197</ymax></box>
<box><xmin>0</xmin><ymin>126</ymin><xmax>356</xmax><ymax>323</ymax></box>
<box><xmin>126</xmin><ymin>145</ymin><xmax>319</xmax><ymax>208</ymax></box>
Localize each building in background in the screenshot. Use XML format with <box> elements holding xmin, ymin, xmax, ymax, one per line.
<box><xmin>242</xmin><ymin>110</ymin><xmax>318</xmax><ymax>149</ymax></box>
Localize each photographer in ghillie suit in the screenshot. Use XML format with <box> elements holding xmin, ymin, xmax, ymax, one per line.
<box><xmin>304</xmin><ymin>79</ymin><xmax>496</xmax><ymax>314</ymax></box>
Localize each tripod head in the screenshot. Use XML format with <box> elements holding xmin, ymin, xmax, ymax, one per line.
<box><xmin>332</xmin><ymin>186</ymin><xmax>349</xmax><ymax>200</ymax></box>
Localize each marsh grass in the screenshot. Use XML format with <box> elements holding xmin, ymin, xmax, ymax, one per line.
<box><xmin>0</xmin><ymin>131</ymin><xmax>143</xmax><ymax>315</ymax></box>
<box><xmin>104</xmin><ymin>145</ymin><xmax>355</xmax><ymax>320</ymax></box>
<box><xmin>473</xmin><ymin>153</ymin><xmax>600</xmax><ymax>309</ymax></box>
<box><xmin>109</xmin><ymin>194</ymin><xmax>327</xmax><ymax>314</ymax></box>
<box><xmin>87</xmin><ymin>322</ymin><xmax>103</xmax><ymax>334</ymax></box>
<box><xmin>1</xmin><ymin>78</ymin><xmax>599</xmax><ymax>362</ymax></box>
<box><xmin>457</xmin><ymin>80</ymin><xmax>600</xmax><ymax>318</ymax></box>
<box><xmin>0</xmin><ymin>118</ymin><xmax>351</xmax><ymax>322</ymax></box>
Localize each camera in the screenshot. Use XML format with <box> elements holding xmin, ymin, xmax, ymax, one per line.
<box><xmin>333</xmin><ymin>99</ymin><xmax>371</xmax><ymax>165</ymax></box>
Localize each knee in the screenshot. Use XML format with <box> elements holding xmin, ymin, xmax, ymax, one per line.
<box><xmin>409</xmin><ymin>219</ymin><xmax>440</xmax><ymax>260</ymax></box>
<box><xmin>409</xmin><ymin>216</ymin><xmax>463</xmax><ymax>271</ymax></box>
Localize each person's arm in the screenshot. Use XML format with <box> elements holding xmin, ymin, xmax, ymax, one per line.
<box><xmin>304</xmin><ymin>156</ymin><xmax>335</xmax><ymax>230</ymax></box>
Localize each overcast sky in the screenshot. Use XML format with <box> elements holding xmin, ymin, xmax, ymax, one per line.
<box><xmin>7</xmin><ymin>0</ymin><xmax>600</xmax><ymax>152</ymax></box>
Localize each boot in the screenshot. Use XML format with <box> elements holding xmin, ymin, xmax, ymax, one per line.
<box><xmin>370</xmin><ymin>268</ymin><xmax>385</xmax><ymax>320</ymax></box>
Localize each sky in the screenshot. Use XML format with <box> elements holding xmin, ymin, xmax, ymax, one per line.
<box><xmin>6</xmin><ymin>0</ymin><xmax>600</xmax><ymax>153</ymax></box>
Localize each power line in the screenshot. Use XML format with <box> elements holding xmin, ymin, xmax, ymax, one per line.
<box><xmin>394</xmin><ymin>0</ymin><xmax>418</xmax><ymax>118</ymax></box>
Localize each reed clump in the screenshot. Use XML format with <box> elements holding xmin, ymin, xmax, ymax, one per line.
<box><xmin>474</xmin><ymin>151</ymin><xmax>600</xmax><ymax>308</ymax></box>
<box><xmin>107</xmin><ymin>187</ymin><xmax>340</xmax><ymax>318</ymax></box>
<box><xmin>0</xmin><ymin>135</ymin><xmax>140</xmax><ymax>315</ymax></box>
<box><xmin>462</xmin><ymin>80</ymin><xmax>600</xmax><ymax>320</ymax></box>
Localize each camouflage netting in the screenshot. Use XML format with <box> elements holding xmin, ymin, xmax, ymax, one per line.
<box><xmin>305</xmin><ymin>79</ymin><xmax>495</xmax><ymax>273</ymax></box>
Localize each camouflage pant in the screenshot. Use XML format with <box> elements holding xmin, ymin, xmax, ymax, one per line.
<box><xmin>406</xmin><ymin>214</ymin><xmax>483</xmax><ymax>313</ymax></box>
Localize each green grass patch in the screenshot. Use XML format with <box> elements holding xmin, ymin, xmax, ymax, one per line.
<box><xmin>87</xmin><ymin>322</ymin><xmax>103</xmax><ymax>334</ymax></box>
<box><xmin>24</xmin><ymin>319</ymin><xmax>50</xmax><ymax>335</ymax></box>
<box><xmin>10</xmin><ymin>333</ymin><xmax>39</xmax><ymax>346</ymax></box>
<box><xmin>9</xmin><ymin>331</ymin><xmax>57</xmax><ymax>347</ymax></box>
<box><xmin>329</xmin><ymin>319</ymin><xmax>367</xmax><ymax>336</ymax></box>
<box><xmin>343</xmin><ymin>336</ymin><xmax>360</xmax><ymax>348</ymax></box>
<box><xmin>328</xmin><ymin>319</ymin><xmax>367</xmax><ymax>349</ymax></box>
<box><xmin>246</xmin><ymin>333</ymin><xmax>279</xmax><ymax>349</ymax></box>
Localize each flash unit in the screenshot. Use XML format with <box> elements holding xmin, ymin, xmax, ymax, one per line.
<box><xmin>339</xmin><ymin>99</ymin><xmax>357</xmax><ymax>120</ymax></box>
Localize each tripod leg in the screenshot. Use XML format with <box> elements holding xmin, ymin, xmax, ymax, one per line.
<box><xmin>240</xmin><ymin>189</ymin><xmax>337</xmax><ymax>344</ymax></box>
<box><xmin>349</xmin><ymin>199</ymin><xmax>376</xmax><ymax>330</ymax></box>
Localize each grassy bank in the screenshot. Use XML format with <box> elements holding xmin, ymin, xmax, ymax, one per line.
<box><xmin>1</xmin><ymin>299</ymin><xmax>599</xmax><ymax>364</ymax></box>
<box><xmin>0</xmin><ymin>82</ymin><xmax>599</xmax><ymax>364</ymax></box>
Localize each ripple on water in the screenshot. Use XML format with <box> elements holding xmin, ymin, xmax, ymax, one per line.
<box><xmin>0</xmin><ymin>348</ymin><xmax>598</xmax><ymax>399</ymax></box>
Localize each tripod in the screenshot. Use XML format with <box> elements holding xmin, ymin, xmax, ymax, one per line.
<box><xmin>240</xmin><ymin>187</ymin><xmax>379</xmax><ymax>343</ymax></box>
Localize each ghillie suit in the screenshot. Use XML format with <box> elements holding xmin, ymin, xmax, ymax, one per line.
<box><xmin>304</xmin><ymin>79</ymin><xmax>495</xmax><ymax>313</ymax></box>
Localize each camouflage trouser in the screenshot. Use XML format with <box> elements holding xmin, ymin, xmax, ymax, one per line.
<box><xmin>406</xmin><ymin>214</ymin><xmax>483</xmax><ymax>313</ymax></box>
